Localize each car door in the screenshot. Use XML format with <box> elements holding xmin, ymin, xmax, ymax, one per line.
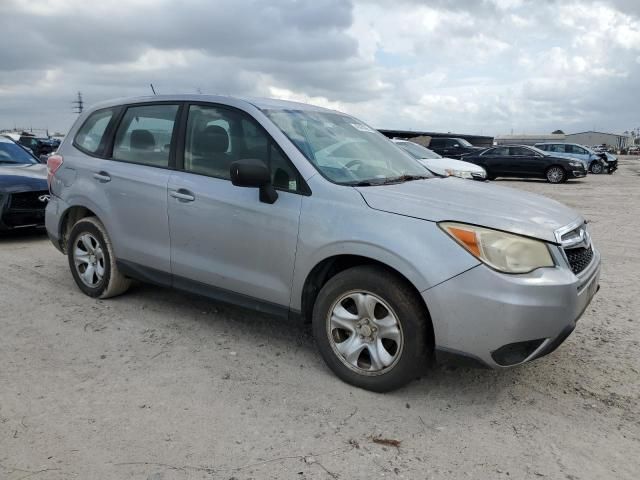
<box><xmin>167</xmin><ymin>103</ymin><xmax>303</xmax><ymax>309</ymax></box>
<box><xmin>71</xmin><ymin>103</ymin><xmax>178</xmax><ymax>272</ymax></box>
<box><xmin>480</xmin><ymin>147</ymin><xmax>510</xmax><ymax>176</ymax></box>
<box><xmin>508</xmin><ymin>146</ymin><xmax>539</xmax><ymax>176</ymax></box>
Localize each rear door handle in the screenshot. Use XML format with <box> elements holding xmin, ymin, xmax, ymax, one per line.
<box><xmin>93</xmin><ymin>171</ymin><xmax>111</xmax><ymax>183</ymax></box>
<box><xmin>170</xmin><ymin>189</ymin><xmax>195</xmax><ymax>202</ymax></box>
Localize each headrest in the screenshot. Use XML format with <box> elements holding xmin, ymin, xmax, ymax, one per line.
<box><xmin>130</xmin><ymin>129</ymin><xmax>155</xmax><ymax>150</ymax></box>
<box><xmin>193</xmin><ymin>125</ymin><xmax>229</xmax><ymax>154</ymax></box>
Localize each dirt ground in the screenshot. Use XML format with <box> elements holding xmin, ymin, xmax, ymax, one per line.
<box><xmin>1</xmin><ymin>157</ymin><xmax>639</xmax><ymax>480</ymax></box>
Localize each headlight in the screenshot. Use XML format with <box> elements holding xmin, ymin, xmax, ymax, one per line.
<box><xmin>439</xmin><ymin>222</ymin><xmax>555</xmax><ymax>273</ymax></box>
<box><xmin>444</xmin><ymin>169</ymin><xmax>473</xmax><ymax>179</ymax></box>
<box><xmin>569</xmin><ymin>161</ymin><xmax>582</xmax><ymax>167</ymax></box>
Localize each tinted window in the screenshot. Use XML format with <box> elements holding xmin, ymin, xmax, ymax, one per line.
<box><xmin>550</xmin><ymin>144</ymin><xmax>566</xmax><ymax>153</ymax></box>
<box><xmin>429</xmin><ymin>138</ymin><xmax>443</xmax><ymax>148</ymax></box>
<box><xmin>0</xmin><ymin>141</ymin><xmax>37</xmax><ymax>165</ymax></box>
<box><xmin>185</xmin><ymin>105</ymin><xmax>301</xmax><ymax>192</ymax></box>
<box><xmin>112</xmin><ymin>104</ymin><xmax>178</xmax><ymax>167</ymax></box>
<box><xmin>75</xmin><ymin>108</ymin><xmax>115</xmax><ymax>154</ymax></box>
<box><xmin>487</xmin><ymin>147</ymin><xmax>509</xmax><ymax>156</ymax></box>
<box><xmin>509</xmin><ymin>147</ymin><xmax>531</xmax><ymax>156</ymax></box>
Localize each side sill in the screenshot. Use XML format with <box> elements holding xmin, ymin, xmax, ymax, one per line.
<box><xmin>116</xmin><ymin>259</ymin><xmax>292</xmax><ymax>320</ymax></box>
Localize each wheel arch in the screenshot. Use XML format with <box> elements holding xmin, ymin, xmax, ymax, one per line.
<box><xmin>58</xmin><ymin>204</ymin><xmax>102</xmax><ymax>254</ymax></box>
<box><xmin>300</xmin><ymin>254</ymin><xmax>435</xmax><ymax>350</ymax></box>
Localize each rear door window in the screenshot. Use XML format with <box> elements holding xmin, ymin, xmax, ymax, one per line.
<box><xmin>112</xmin><ymin>104</ymin><xmax>179</xmax><ymax>167</ymax></box>
<box><xmin>74</xmin><ymin>108</ymin><xmax>116</xmax><ymax>155</ymax></box>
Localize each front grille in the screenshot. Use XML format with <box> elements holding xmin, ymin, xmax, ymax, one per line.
<box><xmin>565</xmin><ymin>246</ymin><xmax>594</xmax><ymax>275</ymax></box>
<box><xmin>9</xmin><ymin>191</ymin><xmax>48</xmax><ymax>210</ymax></box>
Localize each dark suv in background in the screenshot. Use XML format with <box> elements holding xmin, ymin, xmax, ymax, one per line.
<box><xmin>428</xmin><ymin>137</ymin><xmax>484</xmax><ymax>159</ymax></box>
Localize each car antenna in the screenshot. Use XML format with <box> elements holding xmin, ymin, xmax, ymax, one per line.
<box><xmin>150</xmin><ymin>83</ymin><xmax>157</xmax><ymax>95</ymax></box>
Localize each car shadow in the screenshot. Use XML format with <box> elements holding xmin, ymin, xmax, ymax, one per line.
<box><xmin>120</xmin><ymin>281</ymin><xmax>550</xmax><ymax>401</ymax></box>
<box><xmin>493</xmin><ymin>178</ymin><xmax>587</xmax><ymax>185</ymax></box>
<box><xmin>0</xmin><ymin>228</ymin><xmax>48</xmax><ymax>243</ymax></box>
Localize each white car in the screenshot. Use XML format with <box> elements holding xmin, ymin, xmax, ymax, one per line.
<box><xmin>392</xmin><ymin>139</ymin><xmax>487</xmax><ymax>180</ymax></box>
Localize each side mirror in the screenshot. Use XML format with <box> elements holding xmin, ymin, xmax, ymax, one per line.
<box><xmin>230</xmin><ymin>159</ymin><xmax>278</xmax><ymax>204</ymax></box>
<box><xmin>453</xmin><ymin>143</ymin><xmax>460</xmax><ymax>148</ymax></box>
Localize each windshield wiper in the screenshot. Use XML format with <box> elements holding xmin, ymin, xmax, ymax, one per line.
<box><xmin>347</xmin><ymin>174</ymin><xmax>429</xmax><ymax>187</ymax></box>
<box><xmin>379</xmin><ymin>174</ymin><xmax>430</xmax><ymax>184</ymax></box>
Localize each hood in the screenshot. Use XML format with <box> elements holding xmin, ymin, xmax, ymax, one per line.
<box><xmin>0</xmin><ymin>163</ymin><xmax>48</xmax><ymax>193</ymax></box>
<box><xmin>418</xmin><ymin>157</ymin><xmax>485</xmax><ymax>176</ymax></box>
<box><xmin>356</xmin><ymin>177</ymin><xmax>582</xmax><ymax>243</ymax></box>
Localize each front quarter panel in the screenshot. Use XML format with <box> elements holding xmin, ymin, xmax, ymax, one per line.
<box><xmin>290</xmin><ymin>176</ymin><xmax>480</xmax><ymax>311</ymax></box>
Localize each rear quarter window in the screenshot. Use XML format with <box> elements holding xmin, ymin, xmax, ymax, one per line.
<box><xmin>74</xmin><ymin>108</ymin><xmax>116</xmax><ymax>155</ymax></box>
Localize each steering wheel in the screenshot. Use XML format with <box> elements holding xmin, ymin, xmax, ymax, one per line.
<box><xmin>344</xmin><ymin>159</ymin><xmax>363</xmax><ymax>171</ymax></box>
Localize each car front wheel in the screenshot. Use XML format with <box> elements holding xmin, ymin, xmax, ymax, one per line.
<box><xmin>546</xmin><ymin>166</ymin><xmax>566</xmax><ymax>184</ymax></box>
<box><xmin>312</xmin><ymin>265</ymin><xmax>431</xmax><ymax>392</ymax></box>
<box><xmin>67</xmin><ymin>217</ymin><xmax>131</xmax><ymax>299</ymax></box>
<box><xmin>590</xmin><ymin>161</ymin><xmax>603</xmax><ymax>174</ymax></box>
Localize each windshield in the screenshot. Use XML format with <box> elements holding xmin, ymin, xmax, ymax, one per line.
<box><xmin>528</xmin><ymin>146</ymin><xmax>548</xmax><ymax>156</ymax></box>
<box><xmin>0</xmin><ymin>142</ymin><xmax>38</xmax><ymax>165</ymax></box>
<box><xmin>263</xmin><ymin>109</ymin><xmax>430</xmax><ymax>185</ymax></box>
<box><xmin>396</xmin><ymin>141</ymin><xmax>442</xmax><ymax>159</ymax></box>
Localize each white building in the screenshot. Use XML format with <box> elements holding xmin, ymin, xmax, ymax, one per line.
<box><xmin>565</xmin><ymin>131</ymin><xmax>632</xmax><ymax>149</ymax></box>
<box><xmin>494</xmin><ymin>134</ymin><xmax>565</xmax><ymax>146</ymax></box>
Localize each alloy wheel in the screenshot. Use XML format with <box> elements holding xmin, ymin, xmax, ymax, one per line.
<box><xmin>547</xmin><ymin>167</ymin><xmax>565</xmax><ymax>183</ymax></box>
<box><xmin>327</xmin><ymin>291</ymin><xmax>404</xmax><ymax>376</ymax></box>
<box><xmin>73</xmin><ymin>233</ymin><xmax>105</xmax><ymax>287</ymax></box>
<box><xmin>591</xmin><ymin>162</ymin><xmax>603</xmax><ymax>174</ymax></box>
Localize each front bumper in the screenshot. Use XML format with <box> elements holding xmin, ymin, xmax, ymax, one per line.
<box><xmin>424</xmin><ymin>247</ymin><xmax>601</xmax><ymax>368</ymax></box>
<box><xmin>569</xmin><ymin>169</ymin><xmax>587</xmax><ymax>179</ymax></box>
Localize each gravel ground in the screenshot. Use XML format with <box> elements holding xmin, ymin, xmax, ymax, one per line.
<box><xmin>1</xmin><ymin>157</ymin><xmax>638</xmax><ymax>480</ymax></box>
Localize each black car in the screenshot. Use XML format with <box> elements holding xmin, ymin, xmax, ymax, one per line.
<box><xmin>428</xmin><ymin>137</ymin><xmax>485</xmax><ymax>159</ymax></box>
<box><xmin>462</xmin><ymin>145</ymin><xmax>587</xmax><ymax>183</ymax></box>
<box><xmin>17</xmin><ymin>135</ymin><xmax>57</xmax><ymax>158</ymax></box>
<box><xmin>0</xmin><ymin>136</ymin><xmax>49</xmax><ymax>231</ymax></box>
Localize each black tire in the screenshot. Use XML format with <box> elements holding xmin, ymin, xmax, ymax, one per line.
<box><xmin>312</xmin><ymin>265</ymin><xmax>432</xmax><ymax>392</ymax></box>
<box><xmin>545</xmin><ymin>166</ymin><xmax>566</xmax><ymax>184</ymax></box>
<box><xmin>67</xmin><ymin>217</ymin><xmax>131</xmax><ymax>299</ymax></box>
<box><xmin>590</xmin><ymin>161</ymin><xmax>603</xmax><ymax>174</ymax></box>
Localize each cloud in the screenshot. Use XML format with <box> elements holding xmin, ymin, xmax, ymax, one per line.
<box><xmin>0</xmin><ymin>0</ymin><xmax>638</xmax><ymax>136</ymax></box>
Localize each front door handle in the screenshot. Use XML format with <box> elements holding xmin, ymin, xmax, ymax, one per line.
<box><xmin>93</xmin><ymin>171</ymin><xmax>111</xmax><ymax>183</ymax></box>
<box><xmin>170</xmin><ymin>189</ymin><xmax>195</xmax><ymax>202</ymax></box>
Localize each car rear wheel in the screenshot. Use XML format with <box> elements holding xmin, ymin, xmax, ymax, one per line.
<box><xmin>590</xmin><ymin>161</ymin><xmax>603</xmax><ymax>174</ymax></box>
<box><xmin>546</xmin><ymin>166</ymin><xmax>566</xmax><ymax>184</ymax></box>
<box><xmin>312</xmin><ymin>265</ymin><xmax>431</xmax><ymax>392</ymax></box>
<box><xmin>67</xmin><ymin>217</ymin><xmax>131</xmax><ymax>299</ymax></box>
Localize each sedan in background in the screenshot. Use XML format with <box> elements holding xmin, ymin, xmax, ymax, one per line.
<box><xmin>462</xmin><ymin>145</ymin><xmax>587</xmax><ymax>183</ymax></box>
<box><xmin>392</xmin><ymin>139</ymin><xmax>486</xmax><ymax>180</ymax></box>
<box><xmin>0</xmin><ymin>136</ymin><xmax>49</xmax><ymax>231</ymax></box>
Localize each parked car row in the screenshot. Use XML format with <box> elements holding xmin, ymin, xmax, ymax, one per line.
<box><xmin>3</xmin><ymin>132</ymin><xmax>61</xmax><ymax>158</ymax></box>
<box><xmin>34</xmin><ymin>95</ymin><xmax>601</xmax><ymax>392</ymax></box>
<box><xmin>393</xmin><ymin>137</ymin><xmax>618</xmax><ymax>184</ymax></box>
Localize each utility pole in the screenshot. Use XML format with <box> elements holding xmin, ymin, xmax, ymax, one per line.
<box><xmin>72</xmin><ymin>91</ymin><xmax>84</xmax><ymax>114</ymax></box>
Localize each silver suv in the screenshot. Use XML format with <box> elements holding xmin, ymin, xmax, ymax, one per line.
<box><xmin>46</xmin><ymin>95</ymin><xmax>601</xmax><ymax>391</ymax></box>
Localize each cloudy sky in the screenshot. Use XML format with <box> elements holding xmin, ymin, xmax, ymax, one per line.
<box><xmin>1</xmin><ymin>0</ymin><xmax>639</xmax><ymax>136</ymax></box>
